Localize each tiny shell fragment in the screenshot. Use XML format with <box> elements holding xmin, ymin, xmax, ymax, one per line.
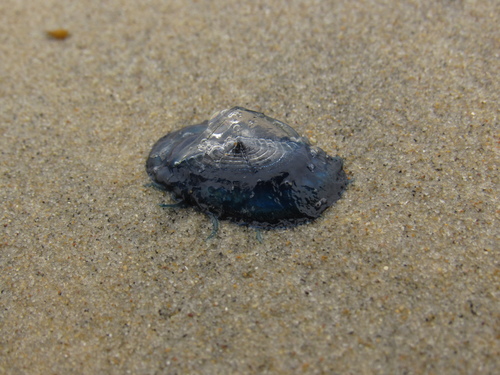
<box><xmin>46</xmin><ymin>29</ymin><xmax>70</xmax><ymax>40</ymax></box>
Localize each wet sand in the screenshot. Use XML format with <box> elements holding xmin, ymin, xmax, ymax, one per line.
<box><xmin>1</xmin><ymin>1</ymin><xmax>498</xmax><ymax>373</ymax></box>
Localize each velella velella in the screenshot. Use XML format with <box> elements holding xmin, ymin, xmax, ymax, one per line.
<box><xmin>146</xmin><ymin>107</ymin><xmax>348</xmax><ymax>230</ymax></box>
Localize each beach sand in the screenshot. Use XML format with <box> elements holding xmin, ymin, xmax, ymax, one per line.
<box><xmin>1</xmin><ymin>0</ymin><xmax>498</xmax><ymax>373</ymax></box>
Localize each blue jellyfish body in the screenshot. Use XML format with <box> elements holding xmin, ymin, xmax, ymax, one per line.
<box><xmin>146</xmin><ymin>107</ymin><xmax>347</xmax><ymax>229</ymax></box>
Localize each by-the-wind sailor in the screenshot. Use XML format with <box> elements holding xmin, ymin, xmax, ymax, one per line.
<box><xmin>146</xmin><ymin>107</ymin><xmax>348</xmax><ymax>229</ymax></box>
